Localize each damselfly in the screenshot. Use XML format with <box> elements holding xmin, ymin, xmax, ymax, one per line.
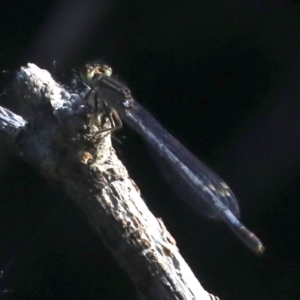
<box><xmin>81</xmin><ymin>61</ymin><xmax>264</xmax><ymax>254</ymax></box>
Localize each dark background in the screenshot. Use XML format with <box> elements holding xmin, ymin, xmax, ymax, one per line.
<box><xmin>0</xmin><ymin>0</ymin><xmax>299</xmax><ymax>299</ymax></box>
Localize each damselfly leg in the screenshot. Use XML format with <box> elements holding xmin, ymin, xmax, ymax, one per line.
<box><xmin>81</xmin><ymin>64</ymin><xmax>123</xmax><ymax>141</ymax></box>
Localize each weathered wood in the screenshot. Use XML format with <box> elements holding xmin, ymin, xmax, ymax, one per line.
<box><xmin>0</xmin><ymin>63</ymin><xmax>219</xmax><ymax>300</ymax></box>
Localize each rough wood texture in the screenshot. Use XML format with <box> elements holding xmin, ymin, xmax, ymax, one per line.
<box><xmin>0</xmin><ymin>64</ymin><xmax>219</xmax><ymax>300</ymax></box>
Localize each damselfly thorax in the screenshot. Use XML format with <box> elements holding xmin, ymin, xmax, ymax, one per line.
<box><xmin>81</xmin><ymin>62</ymin><xmax>123</xmax><ymax>141</ymax></box>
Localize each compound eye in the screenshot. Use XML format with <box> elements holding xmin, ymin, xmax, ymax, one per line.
<box><xmin>103</xmin><ymin>65</ymin><xmax>112</xmax><ymax>76</ymax></box>
<box><xmin>81</xmin><ymin>66</ymin><xmax>95</xmax><ymax>82</ymax></box>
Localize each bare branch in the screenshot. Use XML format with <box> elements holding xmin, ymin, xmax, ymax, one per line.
<box><xmin>0</xmin><ymin>106</ymin><xmax>26</xmax><ymax>137</ymax></box>
<box><xmin>0</xmin><ymin>63</ymin><xmax>220</xmax><ymax>300</ymax></box>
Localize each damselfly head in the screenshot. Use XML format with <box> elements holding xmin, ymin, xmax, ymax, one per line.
<box><xmin>81</xmin><ymin>62</ymin><xmax>112</xmax><ymax>86</ymax></box>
